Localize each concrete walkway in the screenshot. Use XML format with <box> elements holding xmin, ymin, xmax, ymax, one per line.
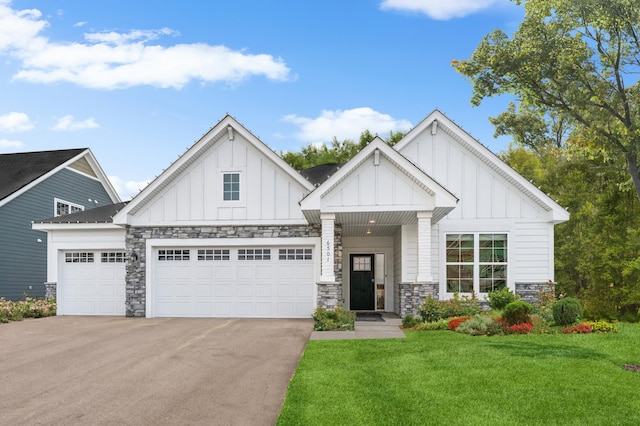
<box><xmin>309</xmin><ymin>313</ymin><xmax>406</xmax><ymax>340</ymax></box>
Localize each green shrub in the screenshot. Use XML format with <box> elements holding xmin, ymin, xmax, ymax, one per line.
<box><xmin>415</xmin><ymin>319</ymin><xmax>449</xmax><ymax>331</ymax></box>
<box><xmin>455</xmin><ymin>315</ymin><xmax>503</xmax><ymax>336</ymax></box>
<box><xmin>502</xmin><ymin>300</ymin><xmax>533</xmax><ymax>326</ymax></box>
<box><xmin>485</xmin><ymin>287</ymin><xmax>517</xmax><ymax>310</ymax></box>
<box><xmin>312</xmin><ymin>305</ymin><xmax>355</xmax><ymax>331</ymax></box>
<box><xmin>534</xmin><ymin>281</ymin><xmax>557</xmax><ymax>322</ymax></box>
<box><xmin>0</xmin><ymin>297</ymin><xmax>56</xmax><ymax>323</ymax></box>
<box><xmin>418</xmin><ymin>295</ymin><xmax>444</xmax><ymax>322</ymax></box>
<box><xmin>552</xmin><ymin>297</ymin><xmax>583</xmax><ymax>326</ymax></box>
<box><xmin>402</xmin><ymin>314</ymin><xmax>422</xmax><ymax>329</ymax></box>
<box><xmin>442</xmin><ymin>293</ymin><xmax>483</xmax><ymax>318</ymax></box>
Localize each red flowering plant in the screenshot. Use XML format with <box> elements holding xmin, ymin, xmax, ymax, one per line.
<box><xmin>505</xmin><ymin>322</ymin><xmax>533</xmax><ymax>334</ymax></box>
<box><xmin>563</xmin><ymin>323</ymin><xmax>593</xmax><ymax>334</ymax></box>
<box><xmin>448</xmin><ymin>316</ymin><xmax>472</xmax><ymax>331</ymax></box>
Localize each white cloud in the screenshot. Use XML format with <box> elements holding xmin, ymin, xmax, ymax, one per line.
<box><xmin>108</xmin><ymin>176</ymin><xmax>151</xmax><ymax>200</ymax></box>
<box><xmin>0</xmin><ymin>2</ymin><xmax>292</xmax><ymax>89</ymax></box>
<box><xmin>73</xmin><ymin>21</ymin><xmax>87</xmax><ymax>28</ymax></box>
<box><xmin>0</xmin><ymin>138</ymin><xmax>23</xmax><ymax>151</ymax></box>
<box><xmin>380</xmin><ymin>0</ymin><xmax>505</xmax><ymax>20</ymax></box>
<box><xmin>283</xmin><ymin>107</ymin><xmax>412</xmax><ymax>144</ymax></box>
<box><xmin>0</xmin><ymin>111</ymin><xmax>33</xmax><ymax>132</ymax></box>
<box><xmin>51</xmin><ymin>115</ymin><xmax>99</xmax><ymax>131</ymax></box>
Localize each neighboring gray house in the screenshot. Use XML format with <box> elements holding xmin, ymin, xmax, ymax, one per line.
<box><xmin>0</xmin><ymin>148</ymin><xmax>120</xmax><ymax>300</ymax></box>
<box><xmin>34</xmin><ymin>112</ymin><xmax>569</xmax><ymax>318</ymax></box>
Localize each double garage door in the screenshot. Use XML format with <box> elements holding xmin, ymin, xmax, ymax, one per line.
<box><xmin>59</xmin><ymin>251</ymin><xmax>126</xmax><ymax>316</ymax></box>
<box><xmin>152</xmin><ymin>246</ymin><xmax>315</xmax><ymax>318</ymax></box>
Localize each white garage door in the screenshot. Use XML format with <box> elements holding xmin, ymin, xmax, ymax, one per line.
<box><xmin>59</xmin><ymin>251</ymin><xmax>126</xmax><ymax>315</ymax></box>
<box><xmin>152</xmin><ymin>246</ymin><xmax>315</xmax><ymax>318</ymax></box>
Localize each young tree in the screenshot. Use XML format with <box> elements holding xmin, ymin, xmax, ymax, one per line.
<box><xmin>453</xmin><ymin>0</ymin><xmax>640</xmax><ymax>202</ymax></box>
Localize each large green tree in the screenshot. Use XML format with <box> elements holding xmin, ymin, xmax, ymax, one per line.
<box><xmin>281</xmin><ymin>130</ymin><xmax>404</xmax><ymax>170</ymax></box>
<box><xmin>453</xmin><ymin>0</ymin><xmax>640</xmax><ymax>202</ymax></box>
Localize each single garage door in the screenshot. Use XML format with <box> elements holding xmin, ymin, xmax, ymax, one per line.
<box><xmin>59</xmin><ymin>251</ymin><xmax>126</xmax><ymax>315</ymax></box>
<box><xmin>152</xmin><ymin>246</ymin><xmax>315</xmax><ymax>318</ymax></box>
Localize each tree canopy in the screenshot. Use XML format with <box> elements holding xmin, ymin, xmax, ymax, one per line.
<box><xmin>281</xmin><ymin>130</ymin><xmax>404</xmax><ymax>170</ymax></box>
<box><xmin>453</xmin><ymin>0</ymin><xmax>640</xmax><ymax>202</ymax></box>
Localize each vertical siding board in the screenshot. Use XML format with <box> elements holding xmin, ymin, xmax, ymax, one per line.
<box><xmin>0</xmin><ymin>168</ymin><xmax>112</xmax><ymax>300</ymax></box>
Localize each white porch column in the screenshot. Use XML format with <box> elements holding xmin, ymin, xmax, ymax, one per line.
<box><xmin>320</xmin><ymin>213</ymin><xmax>336</xmax><ymax>282</ymax></box>
<box><xmin>416</xmin><ymin>211</ymin><xmax>433</xmax><ymax>282</ymax></box>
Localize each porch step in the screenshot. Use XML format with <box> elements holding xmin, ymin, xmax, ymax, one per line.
<box><xmin>310</xmin><ymin>313</ymin><xmax>405</xmax><ymax>340</ymax></box>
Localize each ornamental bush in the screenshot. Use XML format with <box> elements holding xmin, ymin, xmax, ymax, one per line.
<box><xmin>553</xmin><ymin>297</ymin><xmax>583</xmax><ymax>326</ymax></box>
<box><xmin>312</xmin><ymin>305</ymin><xmax>355</xmax><ymax>331</ymax></box>
<box><xmin>563</xmin><ymin>323</ymin><xmax>592</xmax><ymax>334</ymax></box>
<box><xmin>505</xmin><ymin>322</ymin><xmax>533</xmax><ymax>334</ymax></box>
<box><xmin>442</xmin><ymin>293</ymin><xmax>483</xmax><ymax>318</ymax></box>
<box><xmin>455</xmin><ymin>315</ymin><xmax>503</xmax><ymax>336</ymax></box>
<box><xmin>502</xmin><ymin>300</ymin><xmax>533</xmax><ymax>326</ymax></box>
<box><xmin>418</xmin><ymin>295</ymin><xmax>444</xmax><ymax>322</ymax></box>
<box><xmin>584</xmin><ymin>320</ymin><xmax>618</xmax><ymax>333</ymax></box>
<box><xmin>485</xmin><ymin>287</ymin><xmax>517</xmax><ymax>310</ymax></box>
<box><xmin>401</xmin><ymin>314</ymin><xmax>422</xmax><ymax>329</ymax></box>
<box><xmin>448</xmin><ymin>316</ymin><xmax>472</xmax><ymax>331</ymax></box>
<box><xmin>415</xmin><ymin>319</ymin><xmax>449</xmax><ymax>331</ymax></box>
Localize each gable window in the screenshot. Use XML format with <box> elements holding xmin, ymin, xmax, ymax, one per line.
<box><xmin>223</xmin><ymin>173</ymin><xmax>240</xmax><ymax>201</ymax></box>
<box><xmin>446</xmin><ymin>233</ymin><xmax>507</xmax><ymax>294</ymax></box>
<box><xmin>55</xmin><ymin>198</ymin><xmax>84</xmax><ymax>217</ymax></box>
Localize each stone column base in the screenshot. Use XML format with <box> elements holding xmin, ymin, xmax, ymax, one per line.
<box><xmin>397</xmin><ymin>282</ymin><xmax>439</xmax><ymax>318</ymax></box>
<box><xmin>44</xmin><ymin>282</ymin><xmax>57</xmax><ymax>299</ymax></box>
<box><xmin>316</xmin><ymin>281</ymin><xmax>343</xmax><ymax>311</ymax></box>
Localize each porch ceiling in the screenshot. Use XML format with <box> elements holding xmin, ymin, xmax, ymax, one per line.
<box><xmin>336</xmin><ymin>211</ymin><xmax>415</xmax><ymax>237</ymax></box>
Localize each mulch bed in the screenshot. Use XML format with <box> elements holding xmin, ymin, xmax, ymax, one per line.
<box><xmin>623</xmin><ymin>364</ymin><xmax>640</xmax><ymax>372</ymax></box>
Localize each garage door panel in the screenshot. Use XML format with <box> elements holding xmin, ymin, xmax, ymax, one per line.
<box><xmin>152</xmin><ymin>246</ymin><xmax>315</xmax><ymax>318</ymax></box>
<box><xmin>60</xmin><ymin>252</ymin><xmax>125</xmax><ymax>316</ymax></box>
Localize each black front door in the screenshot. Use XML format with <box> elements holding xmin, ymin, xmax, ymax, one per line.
<box><xmin>350</xmin><ymin>254</ymin><xmax>375</xmax><ymax>310</ymax></box>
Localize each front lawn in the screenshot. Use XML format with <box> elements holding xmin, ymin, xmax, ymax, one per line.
<box><xmin>278</xmin><ymin>323</ymin><xmax>640</xmax><ymax>425</ymax></box>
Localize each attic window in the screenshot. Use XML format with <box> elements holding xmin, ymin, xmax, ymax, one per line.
<box><xmin>223</xmin><ymin>173</ymin><xmax>240</xmax><ymax>201</ymax></box>
<box><xmin>55</xmin><ymin>198</ymin><xmax>84</xmax><ymax>217</ymax></box>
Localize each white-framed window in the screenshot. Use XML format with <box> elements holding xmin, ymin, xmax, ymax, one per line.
<box><xmin>101</xmin><ymin>252</ymin><xmax>126</xmax><ymax>263</ymax></box>
<box><xmin>278</xmin><ymin>248</ymin><xmax>312</xmax><ymax>260</ymax></box>
<box><xmin>238</xmin><ymin>248</ymin><xmax>271</xmax><ymax>261</ymax></box>
<box><xmin>445</xmin><ymin>233</ymin><xmax>508</xmax><ymax>294</ymax></box>
<box><xmin>222</xmin><ymin>172</ymin><xmax>240</xmax><ymax>201</ymax></box>
<box><xmin>55</xmin><ymin>198</ymin><xmax>84</xmax><ymax>217</ymax></box>
<box><xmin>158</xmin><ymin>249</ymin><xmax>190</xmax><ymax>261</ymax></box>
<box><xmin>65</xmin><ymin>252</ymin><xmax>94</xmax><ymax>263</ymax></box>
<box><xmin>197</xmin><ymin>249</ymin><xmax>230</xmax><ymax>261</ymax></box>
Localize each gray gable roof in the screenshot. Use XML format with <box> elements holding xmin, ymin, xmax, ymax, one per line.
<box><xmin>0</xmin><ymin>148</ymin><xmax>87</xmax><ymax>201</ymax></box>
<box><xmin>36</xmin><ymin>202</ymin><xmax>128</xmax><ymax>224</ymax></box>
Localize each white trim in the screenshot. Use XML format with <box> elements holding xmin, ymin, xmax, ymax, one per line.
<box><xmin>144</xmin><ymin>237</ymin><xmax>321</xmax><ymax>318</ymax></box>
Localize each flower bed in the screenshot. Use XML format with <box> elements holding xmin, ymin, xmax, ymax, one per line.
<box><xmin>0</xmin><ymin>297</ymin><xmax>56</xmax><ymax>323</ymax></box>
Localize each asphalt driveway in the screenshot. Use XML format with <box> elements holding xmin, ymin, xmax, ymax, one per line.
<box><xmin>0</xmin><ymin>316</ymin><xmax>313</xmax><ymax>425</ymax></box>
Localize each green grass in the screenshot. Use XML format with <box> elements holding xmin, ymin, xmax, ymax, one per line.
<box><xmin>278</xmin><ymin>323</ymin><xmax>640</xmax><ymax>426</ymax></box>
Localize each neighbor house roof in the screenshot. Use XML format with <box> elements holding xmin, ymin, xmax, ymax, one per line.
<box><xmin>0</xmin><ymin>148</ymin><xmax>87</xmax><ymax>201</ymax></box>
<box><xmin>35</xmin><ymin>202</ymin><xmax>128</xmax><ymax>224</ymax></box>
<box><xmin>299</xmin><ymin>163</ymin><xmax>344</xmax><ymax>186</ymax></box>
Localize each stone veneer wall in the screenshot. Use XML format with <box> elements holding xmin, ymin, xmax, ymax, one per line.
<box><xmin>125</xmin><ymin>224</ymin><xmax>321</xmax><ymax>317</ymax></box>
<box><xmin>44</xmin><ymin>282</ymin><xmax>57</xmax><ymax>299</ymax></box>
<box><xmin>316</xmin><ymin>224</ymin><xmax>343</xmax><ymax>310</ymax></box>
<box><xmin>396</xmin><ymin>282</ymin><xmax>439</xmax><ymax>318</ymax></box>
<box><xmin>515</xmin><ymin>281</ymin><xmax>554</xmax><ymax>306</ymax></box>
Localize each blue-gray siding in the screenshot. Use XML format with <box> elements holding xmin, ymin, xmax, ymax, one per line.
<box><xmin>0</xmin><ymin>168</ymin><xmax>113</xmax><ymax>300</ymax></box>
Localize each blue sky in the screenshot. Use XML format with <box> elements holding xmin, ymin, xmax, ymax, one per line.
<box><xmin>0</xmin><ymin>0</ymin><xmax>523</xmax><ymax>200</ymax></box>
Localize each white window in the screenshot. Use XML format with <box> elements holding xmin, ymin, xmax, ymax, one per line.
<box><xmin>223</xmin><ymin>173</ymin><xmax>240</xmax><ymax>201</ymax></box>
<box><xmin>158</xmin><ymin>249</ymin><xmax>190</xmax><ymax>261</ymax></box>
<box><xmin>445</xmin><ymin>233</ymin><xmax>508</xmax><ymax>294</ymax></box>
<box><xmin>238</xmin><ymin>249</ymin><xmax>271</xmax><ymax>261</ymax></box>
<box><xmin>55</xmin><ymin>198</ymin><xmax>84</xmax><ymax>217</ymax></box>
<box><xmin>278</xmin><ymin>248</ymin><xmax>312</xmax><ymax>260</ymax></box>
<box><xmin>65</xmin><ymin>252</ymin><xmax>94</xmax><ymax>263</ymax></box>
<box><xmin>197</xmin><ymin>249</ymin><xmax>230</xmax><ymax>261</ymax></box>
<box><xmin>101</xmin><ymin>252</ymin><xmax>126</xmax><ymax>263</ymax></box>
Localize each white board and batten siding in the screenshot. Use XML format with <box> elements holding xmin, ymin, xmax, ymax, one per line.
<box><xmin>397</xmin><ymin>117</ymin><xmax>560</xmax><ymax>291</ymax></box>
<box><xmin>130</xmin><ymin>133</ymin><xmax>309</xmax><ymax>226</ymax></box>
